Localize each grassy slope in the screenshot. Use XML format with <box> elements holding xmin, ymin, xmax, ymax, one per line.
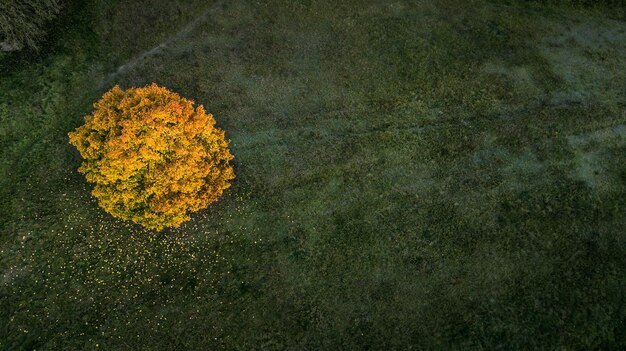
<box><xmin>1</xmin><ymin>0</ymin><xmax>625</xmax><ymax>349</ymax></box>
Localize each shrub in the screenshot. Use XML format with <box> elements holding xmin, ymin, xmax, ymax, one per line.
<box><xmin>0</xmin><ymin>0</ymin><xmax>63</xmax><ymax>51</ymax></box>
<box><xmin>69</xmin><ymin>84</ymin><xmax>235</xmax><ymax>231</ymax></box>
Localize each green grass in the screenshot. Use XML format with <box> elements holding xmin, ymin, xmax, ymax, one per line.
<box><xmin>1</xmin><ymin>0</ymin><xmax>625</xmax><ymax>349</ymax></box>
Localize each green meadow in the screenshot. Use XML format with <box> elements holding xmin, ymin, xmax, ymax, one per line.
<box><xmin>1</xmin><ymin>0</ymin><xmax>625</xmax><ymax>349</ymax></box>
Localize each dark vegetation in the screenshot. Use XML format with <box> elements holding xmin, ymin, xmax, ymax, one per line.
<box><xmin>0</xmin><ymin>0</ymin><xmax>64</xmax><ymax>51</ymax></box>
<box><xmin>1</xmin><ymin>0</ymin><xmax>625</xmax><ymax>349</ymax></box>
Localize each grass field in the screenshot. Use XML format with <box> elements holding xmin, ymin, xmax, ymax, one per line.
<box><xmin>1</xmin><ymin>0</ymin><xmax>625</xmax><ymax>349</ymax></box>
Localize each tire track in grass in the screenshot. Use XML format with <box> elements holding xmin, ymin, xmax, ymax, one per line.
<box><xmin>106</xmin><ymin>0</ymin><xmax>226</xmax><ymax>83</ymax></box>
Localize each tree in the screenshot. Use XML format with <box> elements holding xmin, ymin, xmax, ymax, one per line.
<box><xmin>0</xmin><ymin>0</ymin><xmax>62</xmax><ymax>51</ymax></box>
<box><xmin>69</xmin><ymin>84</ymin><xmax>235</xmax><ymax>231</ymax></box>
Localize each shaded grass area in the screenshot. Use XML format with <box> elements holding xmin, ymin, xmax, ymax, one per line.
<box><xmin>1</xmin><ymin>0</ymin><xmax>625</xmax><ymax>349</ymax></box>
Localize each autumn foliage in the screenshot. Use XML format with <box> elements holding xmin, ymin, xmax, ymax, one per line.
<box><xmin>69</xmin><ymin>84</ymin><xmax>235</xmax><ymax>231</ymax></box>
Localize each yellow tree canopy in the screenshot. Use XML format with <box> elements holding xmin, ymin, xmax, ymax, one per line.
<box><xmin>69</xmin><ymin>84</ymin><xmax>235</xmax><ymax>231</ymax></box>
